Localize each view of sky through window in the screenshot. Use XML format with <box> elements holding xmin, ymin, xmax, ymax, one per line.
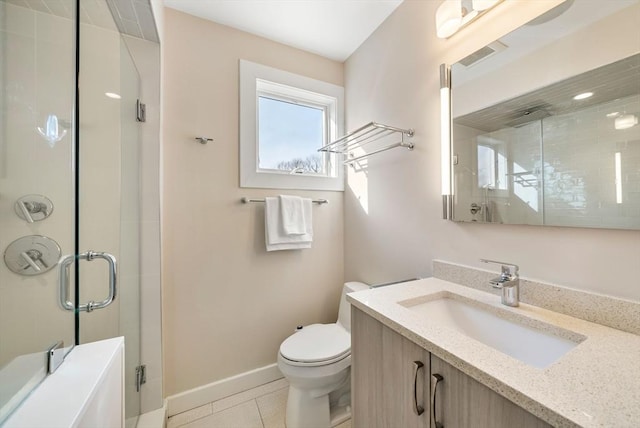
<box><xmin>258</xmin><ymin>96</ymin><xmax>325</xmax><ymax>173</ymax></box>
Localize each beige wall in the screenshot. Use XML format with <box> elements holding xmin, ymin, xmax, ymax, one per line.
<box><xmin>162</xmin><ymin>8</ymin><xmax>344</xmax><ymax>396</ymax></box>
<box><xmin>344</xmin><ymin>0</ymin><xmax>640</xmax><ymax>301</ymax></box>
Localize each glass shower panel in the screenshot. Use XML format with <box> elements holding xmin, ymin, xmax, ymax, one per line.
<box><xmin>0</xmin><ymin>0</ymin><xmax>76</xmax><ymax>422</ymax></box>
<box><xmin>77</xmin><ymin>2</ymin><xmax>143</xmax><ymax>421</ymax></box>
<box><xmin>452</xmin><ymin>121</ymin><xmax>544</xmax><ymax>225</ymax></box>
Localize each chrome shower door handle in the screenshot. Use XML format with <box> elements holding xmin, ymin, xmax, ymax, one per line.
<box><xmin>59</xmin><ymin>251</ymin><xmax>118</xmax><ymax>312</ymax></box>
<box><xmin>59</xmin><ymin>254</ymin><xmax>75</xmax><ymax>310</ymax></box>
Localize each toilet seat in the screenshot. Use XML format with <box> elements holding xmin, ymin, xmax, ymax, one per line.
<box><xmin>280</xmin><ymin>323</ymin><xmax>350</xmax><ymax>367</ymax></box>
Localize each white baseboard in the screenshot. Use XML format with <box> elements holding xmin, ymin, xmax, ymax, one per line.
<box><xmin>166</xmin><ymin>364</ymin><xmax>283</xmax><ymax>416</ymax></box>
<box><xmin>136</xmin><ymin>402</ymin><xmax>167</xmax><ymax>428</ymax></box>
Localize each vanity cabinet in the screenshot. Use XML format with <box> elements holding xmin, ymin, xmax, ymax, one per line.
<box><xmin>352</xmin><ymin>307</ymin><xmax>430</xmax><ymax>428</ymax></box>
<box><xmin>352</xmin><ymin>308</ymin><xmax>551</xmax><ymax>428</ymax></box>
<box><xmin>430</xmin><ymin>355</ymin><xmax>551</xmax><ymax>428</ymax></box>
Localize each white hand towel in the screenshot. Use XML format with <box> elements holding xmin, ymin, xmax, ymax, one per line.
<box><xmin>264</xmin><ymin>197</ymin><xmax>313</xmax><ymax>251</ymax></box>
<box><xmin>280</xmin><ymin>195</ymin><xmax>307</xmax><ymax>235</ymax></box>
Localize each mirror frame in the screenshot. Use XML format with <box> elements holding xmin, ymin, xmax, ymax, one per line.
<box><xmin>440</xmin><ymin>1</ymin><xmax>640</xmax><ymax>229</ymax></box>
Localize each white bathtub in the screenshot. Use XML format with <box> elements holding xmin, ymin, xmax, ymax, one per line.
<box><xmin>4</xmin><ymin>337</ymin><xmax>124</xmax><ymax>428</ymax></box>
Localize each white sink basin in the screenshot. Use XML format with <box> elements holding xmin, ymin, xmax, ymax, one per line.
<box><xmin>401</xmin><ymin>294</ymin><xmax>584</xmax><ymax>368</ymax></box>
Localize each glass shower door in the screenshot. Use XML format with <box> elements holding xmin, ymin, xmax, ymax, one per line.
<box><xmin>77</xmin><ymin>5</ymin><xmax>143</xmax><ymax>423</ymax></box>
<box><xmin>0</xmin><ymin>0</ymin><xmax>77</xmax><ymax>423</ymax></box>
<box><xmin>1</xmin><ymin>0</ymin><xmax>146</xmax><ymax>423</ymax></box>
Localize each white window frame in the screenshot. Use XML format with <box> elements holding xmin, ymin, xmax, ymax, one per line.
<box><xmin>239</xmin><ymin>59</ymin><xmax>344</xmax><ymax>191</ymax></box>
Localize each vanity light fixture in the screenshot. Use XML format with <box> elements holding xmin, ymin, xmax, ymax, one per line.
<box><xmin>615</xmin><ymin>152</ymin><xmax>622</xmax><ymax>204</ymax></box>
<box><xmin>472</xmin><ymin>0</ymin><xmax>499</xmax><ymax>11</ymax></box>
<box><xmin>615</xmin><ymin>114</ymin><xmax>638</xmax><ymax>130</ymax></box>
<box><xmin>440</xmin><ymin>64</ymin><xmax>453</xmax><ymax>219</ymax></box>
<box><xmin>436</xmin><ymin>0</ymin><xmax>463</xmax><ymax>38</ymax></box>
<box><xmin>435</xmin><ymin>0</ymin><xmax>503</xmax><ymax>39</ymax></box>
<box><xmin>573</xmin><ymin>92</ymin><xmax>593</xmax><ymax>100</ymax></box>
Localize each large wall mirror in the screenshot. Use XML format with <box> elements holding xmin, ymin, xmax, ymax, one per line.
<box><xmin>447</xmin><ymin>0</ymin><xmax>640</xmax><ymax>230</ymax></box>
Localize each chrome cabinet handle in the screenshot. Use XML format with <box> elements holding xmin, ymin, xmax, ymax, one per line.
<box><xmin>431</xmin><ymin>373</ymin><xmax>444</xmax><ymax>428</ymax></box>
<box><xmin>59</xmin><ymin>251</ymin><xmax>117</xmax><ymax>312</ymax></box>
<box><xmin>413</xmin><ymin>361</ymin><xmax>425</xmax><ymax>415</ymax></box>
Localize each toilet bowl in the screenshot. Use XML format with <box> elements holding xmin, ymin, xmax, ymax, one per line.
<box><xmin>277</xmin><ymin>281</ymin><xmax>369</xmax><ymax>428</ymax></box>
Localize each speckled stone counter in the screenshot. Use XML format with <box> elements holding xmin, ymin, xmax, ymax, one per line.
<box><xmin>347</xmin><ymin>278</ymin><xmax>640</xmax><ymax>428</ymax></box>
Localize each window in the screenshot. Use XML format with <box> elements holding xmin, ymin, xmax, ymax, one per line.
<box><xmin>477</xmin><ymin>141</ymin><xmax>508</xmax><ymax>191</ymax></box>
<box><xmin>240</xmin><ymin>60</ymin><xmax>344</xmax><ymax>191</ymax></box>
<box><xmin>258</xmin><ymin>95</ymin><xmax>325</xmax><ymax>174</ymax></box>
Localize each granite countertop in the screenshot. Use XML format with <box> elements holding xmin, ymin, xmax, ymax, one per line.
<box><xmin>347</xmin><ymin>277</ymin><xmax>640</xmax><ymax>428</ymax></box>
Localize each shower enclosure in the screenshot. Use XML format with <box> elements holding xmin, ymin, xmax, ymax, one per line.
<box><xmin>0</xmin><ymin>0</ymin><xmax>161</xmax><ymax>425</ymax></box>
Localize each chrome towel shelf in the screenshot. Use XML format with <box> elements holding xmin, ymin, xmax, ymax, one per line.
<box><xmin>241</xmin><ymin>197</ymin><xmax>329</xmax><ymax>205</ymax></box>
<box><xmin>319</xmin><ymin>121</ymin><xmax>414</xmax><ymax>164</ymax></box>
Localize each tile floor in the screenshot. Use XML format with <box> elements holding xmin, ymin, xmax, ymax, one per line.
<box><xmin>167</xmin><ymin>379</ymin><xmax>352</xmax><ymax>428</ymax></box>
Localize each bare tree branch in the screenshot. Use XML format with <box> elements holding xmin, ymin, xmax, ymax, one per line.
<box><xmin>276</xmin><ymin>154</ymin><xmax>323</xmax><ymax>173</ymax></box>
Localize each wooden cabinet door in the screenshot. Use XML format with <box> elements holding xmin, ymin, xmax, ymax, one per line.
<box><xmin>352</xmin><ymin>307</ymin><xmax>429</xmax><ymax>428</ymax></box>
<box><xmin>430</xmin><ymin>355</ymin><xmax>551</xmax><ymax>428</ymax></box>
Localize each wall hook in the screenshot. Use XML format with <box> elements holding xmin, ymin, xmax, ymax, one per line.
<box><xmin>195</xmin><ymin>137</ymin><xmax>213</xmax><ymax>144</ymax></box>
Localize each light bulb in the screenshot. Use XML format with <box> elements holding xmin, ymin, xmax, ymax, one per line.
<box><xmin>573</xmin><ymin>92</ymin><xmax>593</xmax><ymax>100</ymax></box>
<box><xmin>436</xmin><ymin>0</ymin><xmax>462</xmax><ymax>39</ymax></box>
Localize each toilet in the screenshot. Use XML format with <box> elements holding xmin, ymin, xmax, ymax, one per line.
<box><xmin>277</xmin><ymin>281</ymin><xmax>369</xmax><ymax>428</ymax></box>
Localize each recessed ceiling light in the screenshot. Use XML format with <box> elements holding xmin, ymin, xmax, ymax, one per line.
<box><xmin>105</xmin><ymin>92</ymin><xmax>121</xmax><ymax>99</ymax></box>
<box><xmin>573</xmin><ymin>92</ymin><xmax>593</xmax><ymax>100</ymax></box>
<box><xmin>606</xmin><ymin>112</ymin><xmax>620</xmax><ymax>118</ymax></box>
<box><xmin>615</xmin><ymin>114</ymin><xmax>638</xmax><ymax>130</ymax></box>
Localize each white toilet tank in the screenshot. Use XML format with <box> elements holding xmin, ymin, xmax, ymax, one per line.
<box><xmin>336</xmin><ymin>282</ymin><xmax>369</xmax><ymax>332</ymax></box>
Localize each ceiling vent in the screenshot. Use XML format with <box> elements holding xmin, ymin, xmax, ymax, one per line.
<box><xmin>459</xmin><ymin>40</ymin><xmax>507</xmax><ymax>67</ymax></box>
<box><xmin>506</xmin><ymin>103</ymin><xmax>554</xmax><ymax>128</ymax></box>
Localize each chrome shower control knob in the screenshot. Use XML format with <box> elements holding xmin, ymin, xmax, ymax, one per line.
<box><xmin>4</xmin><ymin>235</ymin><xmax>61</xmax><ymax>276</ymax></box>
<box><xmin>14</xmin><ymin>195</ymin><xmax>54</xmax><ymax>222</ymax></box>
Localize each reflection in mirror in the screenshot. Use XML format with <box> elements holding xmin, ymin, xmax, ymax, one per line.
<box><xmin>449</xmin><ymin>0</ymin><xmax>640</xmax><ymax>230</ymax></box>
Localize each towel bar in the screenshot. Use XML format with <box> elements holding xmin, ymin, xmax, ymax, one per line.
<box><xmin>241</xmin><ymin>197</ymin><xmax>329</xmax><ymax>205</ymax></box>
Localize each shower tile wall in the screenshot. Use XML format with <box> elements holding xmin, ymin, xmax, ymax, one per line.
<box><xmin>1</xmin><ymin>0</ymin><xmax>163</xmax><ymax>417</ymax></box>
<box><xmin>452</xmin><ymin>124</ymin><xmax>483</xmax><ymax>222</ymax></box>
<box><xmin>0</xmin><ymin>1</ymin><xmax>76</xmax><ymax>367</ymax></box>
<box><xmin>543</xmin><ymin>94</ymin><xmax>640</xmax><ymax>229</ymax></box>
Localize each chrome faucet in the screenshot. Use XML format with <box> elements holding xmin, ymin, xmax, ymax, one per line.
<box><xmin>480</xmin><ymin>259</ymin><xmax>519</xmax><ymax>307</ymax></box>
